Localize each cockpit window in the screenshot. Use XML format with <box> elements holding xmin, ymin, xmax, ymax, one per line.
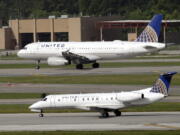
<box><xmin>23</xmin><ymin>47</ymin><xmax>27</xmax><ymax>50</ymax></box>
<box><xmin>42</xmin><ymin>98</ymin><xmax>47</xmax><ymax>101</ymax></box>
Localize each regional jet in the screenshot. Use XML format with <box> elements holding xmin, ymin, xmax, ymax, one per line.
<box><xmin>29</xmin><ymin>72</ymin><xmax>177</xmax><ymax>118</ymax></box>
<box><xmin>18</xmin><ymin>14</ymin><xmax>165</xmax><ymax>69</ymax></box>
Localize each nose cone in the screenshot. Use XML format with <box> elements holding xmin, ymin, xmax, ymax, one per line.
<box><xmin>29</xmin><ymin>101</ymin><xmax>43</xmax><ymax>110</ymax></box>
<box><xmin>17</xmin><ymin>50</ymin><xmax>24</xmax><ymax>58</ymax></box>
<box><xmin>29</xmin><ymin>101</ymin><xmax>50</xmax><ymax>112</ymax></box>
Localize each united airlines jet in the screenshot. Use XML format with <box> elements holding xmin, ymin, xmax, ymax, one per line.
<box><xmin>18</xmin><ymin>14</ymin><xmax>165</xmax><ymax>69</ymax></box>
<box><xmin>29</xmin><ymin>72</ymin><xmax>177</xmax><ymax>118</ymax></box>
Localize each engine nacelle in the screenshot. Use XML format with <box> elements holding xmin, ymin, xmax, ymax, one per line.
<box><xmin>117</xmin><ymin>92</ymin><xmax>143</xmax><ymax>102</ymax></box>
<box><xmin>47</xmin><ymin>57</ymin><xmax>68</xmax><ymax>66</ymax></box>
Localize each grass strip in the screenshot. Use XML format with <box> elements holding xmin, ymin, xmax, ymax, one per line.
<box><xmin>0</xmin><ymin>64</ymin><xmax>58</xmax><ymax>69</ymax></box>
<box><xmin>1</xmin><ymin>61</ymin><xmax>180</xmax><ymax>69</ymax></box>
<box><xmin>0</xmin><ymin>61</ymin><xmax>180</xmax><ymax>69</ymax></box>
<box><xmin>0</xmin><ymin>93</ymin><xmax>42</xmax><ymax>99</ymax></box>
<box><xmin>0</xmin><ymin>74</ymin><xmax>179</xmax><ymax>85</ymax></box>
<box><xmin>0</xmin><ymin>54</ymin><xmax>21</xmax><ymax>60</ymax></box>
<box><xmin>1</xmin><ymin>131</ymin><xmax>180</xmax><ymax>135</ymax></box>
<box><xmin>101</xmin><ymin>62</ymin><xmax>180</xmax><ymax>67</ymax></box>
<box><xmin>1</xmin><ymin>102</ymin><xmax>180</xmax><ymax>113</ymax></box>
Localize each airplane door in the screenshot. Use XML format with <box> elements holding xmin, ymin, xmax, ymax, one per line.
<box><xmin>50</xmin><ymin>96</ymin><xmax>56</xmax><ymax>107</ymax></box>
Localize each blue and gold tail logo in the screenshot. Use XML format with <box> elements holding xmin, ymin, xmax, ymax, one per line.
<box><xmin>135</xmin><ymin>25</ymin><xmax>158</xmax><ymax>42</ymax></box>
<box><xmin>150</xmin><ymin>79</ymin><xmax>168</xmax><ymax>96</ymax></box>
<box><xmin>150</xmin><ymin>72</ymin><xmax>177</xmax><ymax>96</ymax></box>
<box><xmin>135</xmin><ymin>14</ymin><xmax>163</xmax><ymax>43</ymax></box>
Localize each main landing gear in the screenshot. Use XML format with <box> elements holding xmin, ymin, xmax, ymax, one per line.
<box><xmin>76</xmin><ymin>64</ymin><xmax>83</xmax><ymax>69</ymax></box>
<box><xmin>92</xmin><ymin>63</ymin><xmax>99</xmax><ymax>68</ymax></box>
<box><xmin>39</xmin><ymin>109</ymin><xmax>44</xmax><ymax>117</ymax></box>
<box><xmin>114</xmin><ymin>110</ymin><xmax>121</xmax><ymax>117</ymax></box>
<box><xmin>101</xmin><ymin>112</ymin><xmax>109</xmax><ymax>118</ymax></box>
<box><xmin>36</xmin><ymin>60</ymin><xmax>41</xmax><ymax>70</ymax></box>
<box><xmin>76</xmin><ymin>63</ymin><xmax>100</xmax><ymax>69</ymax></box>
<box><xmin>101</xmin><ymin>110</ymin><xmax>121</xmax><ymax>118</ymax></box>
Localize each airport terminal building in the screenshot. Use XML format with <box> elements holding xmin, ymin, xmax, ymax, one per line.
<box><xmin>0</xmin><ymin>16</ymin><xmax>180</xmax><ymax>50</ymax></box>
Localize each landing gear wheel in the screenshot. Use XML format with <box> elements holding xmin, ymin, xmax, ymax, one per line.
<box><xmin>36</xmin><ymin>60</ymin><xmax>41</xmax><ymax>70</ymax></box>
<box><xmin>39</xmin><ymin>110</ymin><xmax>44</xmax><ymax>117</ymax></box>
<box><xmin>76</xmin><ymin>64</ymin><xmax>83</xmax><ymax>69</ymax></box>
<box><xmin>39</xmin><ymin>113</ymin><xmax>44</xmax><ymax>117</ymax></box>
<box><xmin>114</xmin><ymin>110</ymin><xmax>121</xmax><ymax>117</ymax></box>
<box><xmin>36</xmin><ymin>65</ymin><xmax>40</xmax><ymax>70</ymax></box>
<box><xmin>102</xmin><ymin>112</ymin><xmax>109</xmax><ymax>118</ymax></box>
<box><xmin>92</xmin><ymin>63</ymin><xmax>99</xmax><ymax>68</ymax></box>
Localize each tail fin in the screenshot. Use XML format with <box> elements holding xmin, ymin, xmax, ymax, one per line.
<box><xmin>150</xmin><ymin>72</ymin><xmax>177</xmax><ymax>96</ymax></box>
<box><xmin>135</xmin><ymin>14</ymin><xmax>163</xmax><ymax>42</ymax></box>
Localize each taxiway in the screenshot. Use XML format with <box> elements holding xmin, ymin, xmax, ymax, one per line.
<box><xmin>0</xmin><ymin>83</ymin><xmax>180</xmax><ymax>95</ymax></box>
<box><xmin>0</xmin><ymin>112</ymin><xmax>179</xmax><ymax>131</ymax></box>
<box><xmin>0</xmin><ymin>66</ymin><xmax>179</xmax><ymax>77</ymax></box>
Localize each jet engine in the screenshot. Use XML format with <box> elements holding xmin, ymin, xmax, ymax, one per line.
<box><xmin>47</xmin><ymin>57</ymin><xmax>68</xmax><ymax>66</ymax></box>
<box><xmin>117</xmin><ymin>92</ymin><xmax>143</xmax><ymax>102</ymax></box>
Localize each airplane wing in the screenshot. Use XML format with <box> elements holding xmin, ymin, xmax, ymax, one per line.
<box><xmin>76</xmin><ymin>105</ymin><xmax>121</xmax><ymax>111</ymax></box>
<box><xmin>89</xmin><ymin>105</ymin><xmax>120</xmax><ymax>111</ymax></box>
<box><xmin>62</xmin><ymin>51</ymin><xmax>100</xmax><ymax>64</ymax></box>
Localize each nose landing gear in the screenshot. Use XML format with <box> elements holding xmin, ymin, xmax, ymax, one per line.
<box><xmin>36</xmin><ymin>60</ymin><xmax>41</xmax><ymax>70</ymax></box>
<box><xmin>39</xmin><ymin>109</ymin><xmax>44</xmax><ymax>117</ymax></box>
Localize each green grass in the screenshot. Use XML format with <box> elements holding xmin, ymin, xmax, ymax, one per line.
<box><xmin>0</xmin><ymin>93</ymin><xmax>42</xmax><ymax>99</ymax></box>
<box><xmin>164</xmin><ymin>45</ymin><xmax>180</xmax><ymax>50</ymax></box>
<box><xmin>101</xmin><ymin>62</ymin><xmax>180</xmax><ymax>67</ymax></box>
<box><xmin>123</xmin><ymin>102</ymin><xmax>180</xmax><ymax>112</ymax></box>
<box><xmin>0</xmin><ymin>74</ymin><xmax>179</xmax><ymax>85</ymax></box>
<box><xmin>0</xmin><ymin>104</ymin><xmax>30</xmax><ymax>113</ymax></box>
<box><xmin>0</xmin><ymin>54</ymin><xmax>22</xmax><ymax>60</ymax></box>
<box><xmin>134</xmin><ymin>54</ymin><xmax>180</xmax><ymax>59</ymax></box>
<box><xmin>0</xmin><ymin>64</ymin><xmax>58</xmax><ymax>69</ymax></box>
<box><xmin>1</xmin><ymin>102</ymin><xmax>180</xmax><ymax>113</ymax></box>
<box><xmin>0</xmin><ymin>61</ymin><xmax>180</xmax><ymax>69</ymax></box>
<box><xmin>0</xmin><ymin>131</ymin><xmax>180</xmax><ymax>135</ymax></box>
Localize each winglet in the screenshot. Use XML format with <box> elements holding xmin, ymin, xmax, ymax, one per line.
<box><xmin>135</xmin><ymin>14</ymin><xmax>163</xmax><ymax>42</ymax></box>
<box><xmin>150</xmin><ymin>72</ymin><xmax>177</xmax><ymax>96</ymax></box>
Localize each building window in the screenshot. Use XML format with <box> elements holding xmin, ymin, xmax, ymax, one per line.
<box><xmin>55</xmin><ymin>32</ymin><xmax>68</xmax><ymax>41</ymax></box>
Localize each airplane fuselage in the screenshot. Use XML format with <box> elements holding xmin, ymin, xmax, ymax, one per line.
<box><xmin>29</xmin><ymin>71</ymin><xmax>176</xmax><ymax>118</ymax></box>
<box><xmin>30</xmin><ymin>88</ymin><xmax>164</xmax><ymax>112</ymax></box>
<box><xmin>18</xmin><ymin>41</ymin><xmax>165</xmax><ymax>60</ymax></box>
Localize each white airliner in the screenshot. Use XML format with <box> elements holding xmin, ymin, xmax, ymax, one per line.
<box><xmin>18</xmin><ymin>14</ymin><xmax>165</xmax><ymax>69</ymax></box>
<box><xmin>29</xmin><ymin>72</ymin><xmax>176</xmax><ymax>118</ymax></box>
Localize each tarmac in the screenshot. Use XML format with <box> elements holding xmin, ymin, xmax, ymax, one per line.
<box><xmin>0</xmin><ymin>83</ymin><xmax>179</xmax><ymax>95</ymax></box>
<box><xmin>0</xmin><ymin>66</ymin><xmax>179</xmax><ymax>77</ymax></box>
<box><xmin>0</xmin><ymin>58</ymin><xmax>179</xmax><ymax>131</ymax></box>
<box><xmin>0</xmin><ymin>112</ymin><xmax>180</xmax><ymax>131</ymax></box>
